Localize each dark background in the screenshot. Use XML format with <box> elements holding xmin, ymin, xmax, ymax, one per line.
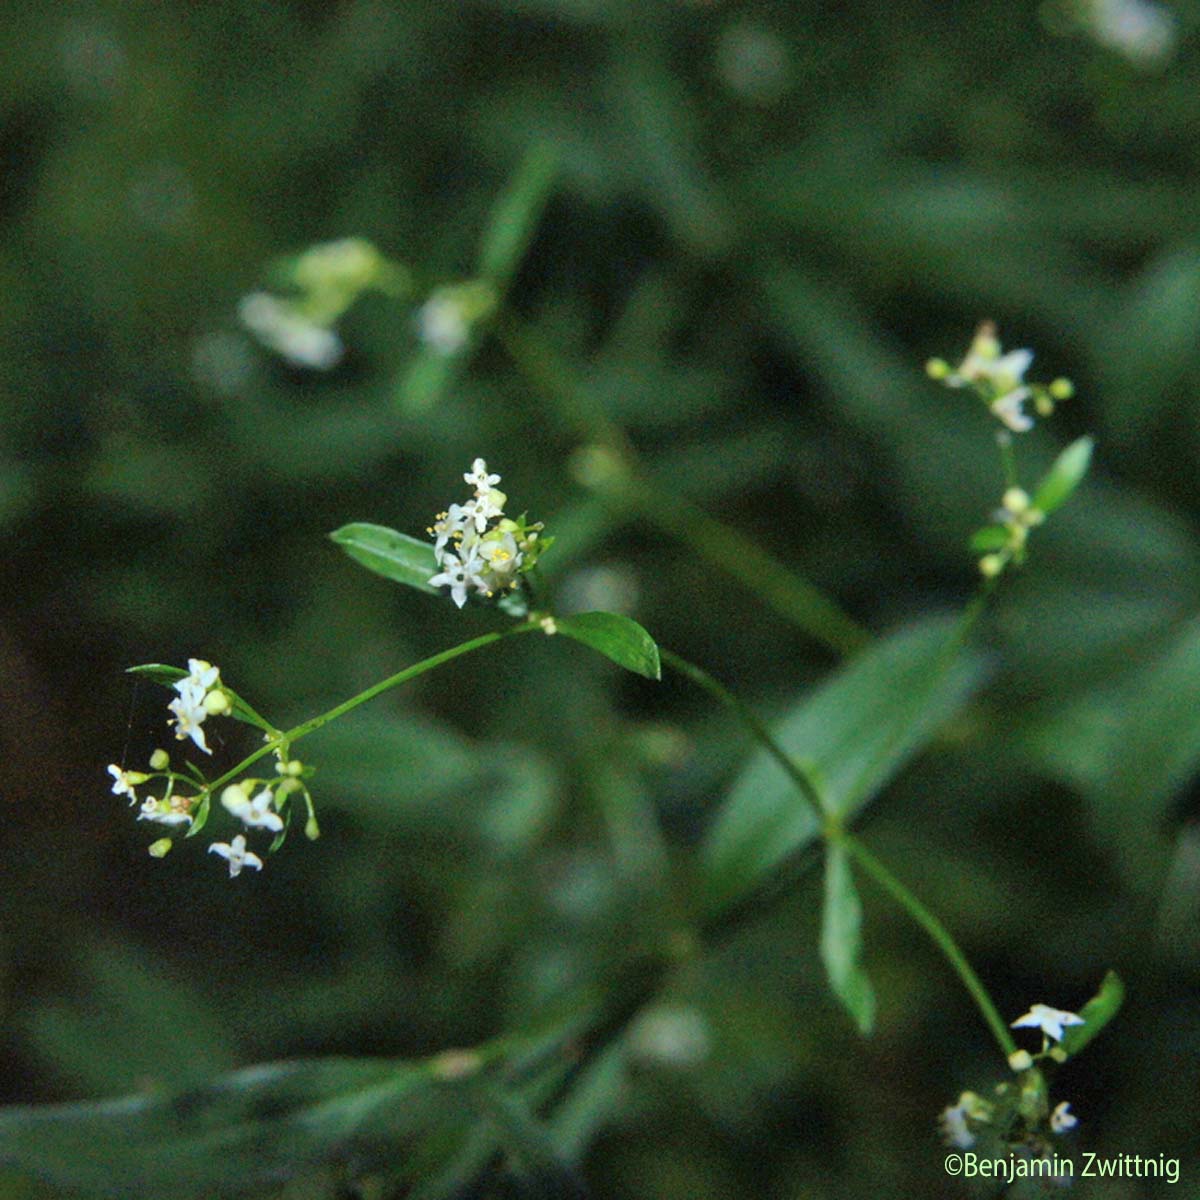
<box><xmin>2</xmin><ymin>2</ymin><xmax>1199</xmax><ymax>1196</ymax></box>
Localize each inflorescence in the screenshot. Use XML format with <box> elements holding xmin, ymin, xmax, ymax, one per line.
<box><xmin>108</xmin><ymin>658</ymin><xmax>317</xmax><ymax>877</ymax></box>
<box><xmin>938</xmin><ymin>1000</ymin><xmax>1083</xmax><ymax>1169</ymax></box>
<box><xmin>427</xmin><ymin>459</ymin><xmax>551</xmax><ymax>608</ymax></box>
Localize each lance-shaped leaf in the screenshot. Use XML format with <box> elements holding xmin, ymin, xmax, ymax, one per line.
<box><xmin>1058</xmin><ymin>971</ymin><xmax>1125</xmax><ymax>1059</ymax></box>
<box><xmin>0</xmin><ymin>1058</ymin><xmax>469</xmax><ymax>1198</ymax></box>
<box><xmin>820</xmin><ymin>842</ymin><xmax>875</xmax><ymax>1035</ymax></box>
<box><xmin>555</xmin><ymin>611</ymin><xmax>661</xmax><ymax>680</ymax></box>
<box><xmin>701</xmin><ymin>616</ymin><xmax>987</xmax><ymax>914</ymax></box>
<box><xmin>1032</xmin><ymin>436</ymin><xmax>1094</xmax><ymax>517</ymax></box>
<box><xmin>329</xmin><ymin>522</ymin><xmax>439</xmax><ymax>594</ymax></box>
<box><xmin>477</xmin><ymin>141</ymin><xmax>559</xmax><ymax>290</ymax></box>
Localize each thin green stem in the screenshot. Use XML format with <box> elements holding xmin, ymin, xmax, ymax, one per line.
<box><xmin>839</xmin><ymin>832</ymin><xmax>1017</xmax><ymax>1058</ymax></box>
<box><xmin>998</xmin><ymin>434</ymin><xmax>1020</xmax><ymax>490</ymax></box>
<box><xmin>614</xmin><ymin>472</ymin><xmax>871</xmax><ymax>657</ymax></box>
<box><xmin>663</xmin><ymin>627</ymin><xmax>1015</xmax><ymax>1062</ymax></box>
<box><xmin>495</xmin><ymin>307</ymin><xmax>870</xmax><ymax>658</ymax></box>
<box><xmin>201</xmin><ymin>623</ymin><xmax>538</xmax><ymax>798</ymax></box>
<box><xmin>659</xmin><ymin>647</ymin><xmax>825</xmax><ymax>822</ymax></box>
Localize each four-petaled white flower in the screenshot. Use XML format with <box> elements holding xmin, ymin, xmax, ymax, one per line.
<box><xmin>1050</xmin><ymin>1101</ymin><xmax>1078</xmax><ymax>1133</ymax></box>
<box><xmin>178</xmin><ymin>659</ymin><xmax>220</xmax><ymax>694</ymax></box>
<box><xmin>465</xmin><ymin>458</ymin><xmax>501</xmax><ymax>493</ymax></box>
<box><xmin>168</xmin><ymin>683</ymin><xmax>212</xmax><ymax>753</ymax></box>
<box><xmin>222</xmin><ymin>785</ymin><xmax>284</xmax><ymax>832</ymax></box>
<box><xmin>107</xmin><ymin>764</ymin><xmax>142</xmax><ymax>806</ymax></box>
<box><xmin>429</xmin><ymin>504</ymin><xmax>468</xmax><ymax>557</ymax></box>
<box><xmin>1010</xmin><ymin>1003</ymin><xmax>1085</xmax><ymax>1043</ymax></box>
<box><xmin>478</xmin><ymin>530</ymin><xmax>521</xmax><ymax>589</ymax></box>
<box><xmin>168</xmin><ymin>659</ymin><xmax>222</xmax><ymax>753</ymax></box>
<box><xmin>990</xmin><ymin>387</ymin><xmax>1034</xmax><ymax>433</ymax></box>
<box><xmin>208</xmin><ymin>834</ymin><xmax>264</xmax><ymax>878</ymax></box>
<box><xmin>429</xmin><ymin>552</ymin><xmax>476</xmax><ymax>609</ymax></box>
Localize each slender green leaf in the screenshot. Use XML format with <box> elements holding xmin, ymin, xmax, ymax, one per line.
<box><xmin>1032</xmin><ymin>436</ymin><xmax>1093</xmax><ymax>516</ymax></box>
<box><xmin>701</xmin><ymin>616</ymin><xmax>986</xmax><ymax>913</ymax></box>
<box><xmin>477</xmin><ymin>142</ymin><xmax>559</xmax><ymax>289</ymax></box>
<box><xmin>1058</xmin><ymin>971</ymin><xmax>1125</xmax><ymax>1059</ymax></box>
<box><xmin>329</xmin><ymin>523</ymin><xmax>438</xmax><ymax>594</ymax></box>
<box><xmin>556</xmin><ymin>611</ymin><xmax>661</xmax><ymax>680</ymax></box>
<box><xmin>820</xmin><ymin>843</ymin><xmax>875</xmax><ymax>1035</ymax></box>
<box><xmin>0</xmin><ymin>1059</ymin><xmax>468</xmax><ymax>1198</ymax></box>
<box><xmin>470</xmin><ymin>1083</ymin><xmax>588</xmax><ymax>1200</ymax></box>
<box><xmin>396</xmin><ymin>347</ymin><xmax>463</xmax><ymax>415</ymax></box>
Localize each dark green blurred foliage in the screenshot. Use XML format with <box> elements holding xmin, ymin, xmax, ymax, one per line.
<box><xmin>2</xmin><ymin>1</ymin><xmax>1200</xmax><ymax>1196</ymax></box>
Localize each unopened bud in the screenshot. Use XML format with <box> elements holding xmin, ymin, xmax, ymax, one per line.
<box><xmin>148</xmin><ymin>838</ymin><xmax>173</xmax><ymax>858</ymax></box>
<box><xmin>149</xmin><ymin>749</ymin><xmax>170</xmax><ymax>771</ymax></box>
<box><xmin>204</xmin><ymin>690</ymin><xmax>231</xmax><ymax>716</ymax></box>
<box><xmin>1008</xmin><ymin>1050</ymin><xmax>1034</xmax><ymax>1072</ymax></box>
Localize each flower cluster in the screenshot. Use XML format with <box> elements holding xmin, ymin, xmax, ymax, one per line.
<box><xmin>167</xmin><ymin>658</ymin><xmax>229</xmax><ymax>754</ymax></box>
<box><xmin>427</xmin><ymin>459</ymin><xmax>550</xmax><ymax>608</ymax></box>
<box><xmin>108</xmin><ymin>659</ymin><xmax>318</xmax><ymax>877</ymax></box>
<box><xmin>927</xmin><ymin>321</ymin><xmax>1073</xmax><ymax>435</ymax></box>
<box><xmin>937</xmin><ymin>1002</ymin><xmax>1083</xmax><ymax>1159</ymax></box>
<box><xmin>239</xmin><ymin>237</ymin><xmax>408</xmax><ymax>370</ymax></box>
<box><xmin>976</xmin><ymin>486</ymin><xmax>1046</xmax><ymax>578</ymax></box>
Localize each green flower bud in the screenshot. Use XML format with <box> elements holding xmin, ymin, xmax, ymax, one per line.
<box><xmin>204</xmin><ymin>690</ymin><xmax>231</xmax><ymax>716</ymax></box>
<box><xmin>149</xmin><ymin>749</ymin><xmax>170</xmax><ymax>771</ymax></box>
<box><xmin>148</xmin><ymin>838</ymin><xmax>173</xmax><ymax>858</ymax></box>
<box><xmin>305</xmin><ymin>815</ymin><xmax>321</xmax><ymax>840</ymax></box>
<box><xmin>925</xmin><ymin>357</ymin><xmax>951</xmax><ymax>380</ymax></box>
<box><xmin>1049</xmin><ymin>377</ymin><xmax>1074</xmax><ymax>400</ymax></box>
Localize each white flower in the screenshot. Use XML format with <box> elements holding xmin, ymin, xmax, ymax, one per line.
<box><xmin>238</xmin><ymin>292</ymin><xmax>343</xmax><ymax>370</ymax></box>
<box><xmin>429</xmin><ymin>504</ymin><xmax>469</xmax><ymax>562</ymax></box>
<box><xmin>208</xmin><ymin>834</ymin><xmax>264</xmax><ymax>878</ymax></box>
<box><xmin>478</xmin><ymin>530</ymin><xmax>523</xmax><ymax>590</ymax></box>
<box><xmin>137</xmin><ymin>796</ymin><xmax>193</xmax><ymax>827</ymax></box>
<box><xmin>176</xmin><ymin>659</ymin><xmax>220</xmax><ymax>695</ymax></box>
<box><xmin>417</xmin><ymin>292</ymin><xmax>470</xmax><ymax>355</ymax></box>
<box><xmin>107</xmin><ymin>764</ymin><xmax>143</xmax><ymax>806</ymax></box>
<box><xmin>1010</xmin><ymin>1003</ymin><xmax>1085</xmax><ymax>1042</ymax></box>
<box><xmin>990</xmin><ymin>387</ymin><xmax>1034</xmax><ymax>433</ymax></box>
<box><xmin>938</xmin><ymin>1091</ymin><xmax>991</xmax><ymax>1149</ymax></box>
<box><xmin>1050</xmin><ymin>1101</ymin><xmax>1078</xmax><ymax>1133</ymax></box>
<box><xmin>459</xmin><ymin>491</ymin><xmax>505</xmax><ymax>534</ymax></box>
<box><xmin>429</xmin><ymin>552</ymin><xmax>476</xmax><ymax>609</ymax></box>
<box><xmin>939</xmin><ymin>1100</ymin><xmax>975</xmax><ymax>1149</ymax></box>
<box><xmin>222</xmin><ymin>785</ymin><xmax>284</xmax><ymax>832</ymax></box>
<box><xmin>167</xmin><ymin>660</ymin><xmax>223</xmax><ymax>753</ymax></box>
<box><xmin>465</xmin><ymin>458</ymin><xmax>501</xmax><ymax>494</ymax></box>
<box><xmin>168</xmin><ymin>681</ymin><xmax>211</xmax><ymax>754</ymax></box>
<box><xmin>948</xmin><ymin>332</ymin><xmax>1033</xmax><ymax>393</ymax></box>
